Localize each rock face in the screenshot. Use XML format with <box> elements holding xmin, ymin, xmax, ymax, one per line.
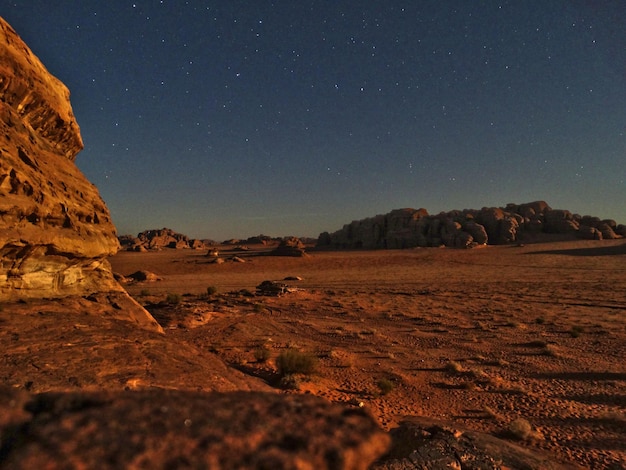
<box><xmin>318</xmin><ymin>201</ymin><xmax>624</xmax><ymax>249</ymax></box>
<box><xmin>0</xmin><ymin>18</ymin><xmax>160</xmax><ymax>332</ymax></box>
<box><xmin>0</xmin><ymin>388</ymin><xmax>390</xmax><ymax>470</ymax></box>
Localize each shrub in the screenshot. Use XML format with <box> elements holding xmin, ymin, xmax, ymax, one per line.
<box><xmin>276</xmin><ymin>349</ymin><xmax>317</xmax><ymax>376</ymax></box>
<box><xmin>445</xmin><ymin>361</ymin><xmax>464</xmax><ymax>373</ymax></box>
<box><xmin>507</xmin><ymin>418</ymin><xmax>533</xmax><ymax>440</ymax></box>
<box><xmin>166</xmin><ymin>293</ymin><xmax>181</xmax><ymax>305</ymax></box>
<box><xmin>376</xmin><ymin>378</ymin><xmax>395</xmax><ymax>395</ymax></box>
<box><xmin>570</xmin><ymin>325</ymin><xmax>584</xmax><ymax>338</ymax></box>
<box><xmin>254</xmin><ymin>345</ymin><xmax>272</xmax><ymax>363</ymax></box>
<box><xmin>140</xmin><ymin>289</ymin><xmax>151</xmax><ymax>296</ymax></box>
<box><xmin>541</xmin><ymin>345</ymin><xmax>558</xmax><ymax>357</ymax></box>
<box><xmin>206</xmin><ymin>286</ymin><xmax>218</xmax><ymax>296</ymax></box>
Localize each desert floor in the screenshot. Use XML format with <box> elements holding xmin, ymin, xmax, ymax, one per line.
<box><xmin>107</xmin><ymin>239</ymin><xmax>626</xmax><ymax>469</ymax></box>
<box><xmin>3</xmin><ymin>240</ymin><xmax>625</xmax><ymax>467</ymax></box>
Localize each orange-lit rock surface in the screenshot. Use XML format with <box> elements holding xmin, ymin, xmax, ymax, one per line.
<box><xmin>0</xmin><ymin>17</ymin><xmax>160</xmax><ymax>331</ymax></box>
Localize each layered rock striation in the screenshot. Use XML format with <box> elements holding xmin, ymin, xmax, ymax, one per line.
<box><xmin>318</xmin><ymin>201</ymin><xmax>625</xmax><ymax>249</ymax></box>
<box><xmin>0</xmin><ymin>17</ymin><xmax>160</xmax><ymax>331</ymax></box>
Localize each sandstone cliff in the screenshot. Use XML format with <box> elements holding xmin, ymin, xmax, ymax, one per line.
<box><xmin>0</xmin><ymin>17</ymin><xmax>160</xmax><ymax>332</ymax></box>
<box><xmin>318</xmin><ymin>201</ymin><xmax>625</xmax><ymax>249</ymax></box>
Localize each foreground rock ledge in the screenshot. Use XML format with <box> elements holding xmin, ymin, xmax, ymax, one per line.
<box><xmin>0</xmin><ymin>17</ymin><xmax>160</xmax><ymax>331</ymax></box>
<box><xmin>0</xmin><ymin>389</ymin><xmax>390</xmax><ymax>470</ymax></box>
<box><xmin>375</xmin><ymin>417</ymin><xmax>582</xmax><ymax>470</ymax></box>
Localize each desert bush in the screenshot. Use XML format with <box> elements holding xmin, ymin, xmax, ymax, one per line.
<box><xmin>459</xmin><ymin>381</ymin><xmax>476</xmax><ymax>390</ymax></box>
<box><xmin>253</xmin><ymin>303</ymin><xmax>265</xmax><ymax>313</ymax></box>
<box><xmin>276</xmin><ymin>349</ymin><xmax>317</xmax><ymax>376</ymax></box>
<box><xmin>506</xmin><ymin>418</ymin><xmax>533</xmax><ymax>440</ymax></box>
<box><xmin>206</xmin><ymin>285</ymin><xmax>218</xmax><ymax>296</ymax></box>
<box><xmin>569</xmin><ymin>325</ymin><xmax>584</xmax><ymax>338</ymax></box>
<box><xmin>467</xmin><ymin>367</ymin><xmax>490</xmax><ymax>382</ymax></box>
<box><xmin>254</xmin><ymin>345</ymin><xmax>271</xmax><ymax>363</ymax></box>
<box><xmin>535</xmin><ymin>316</ymin><xmax>546</xmax><ymax>324</ymax></box>
<box><xmin>376</xmin><ymin>378</ymin><xmax>395</xmax><ymax>395</ymax></box>
<box><xmin>166</xmin><ymin>293</ymin><xmax>181</xmax><ymax>305</ymax></box>
<box><xmin>445</xmin><ymin>361</ymin><xmax>464</xmax><ymax>373</ymax></box>
<box><xmin>483</xmin><ymin>407</ymin><xmax>500</xmax><ymax>420</ymax></box>
<box><xmin>541</xmin><ymin>344</ymin><xmax>558</xmax><ymax>357</ymax></box>
<box><xmin>140</xmin><ymin>289</ymin><xmax>151</xmax><ymax>296</ymax></box>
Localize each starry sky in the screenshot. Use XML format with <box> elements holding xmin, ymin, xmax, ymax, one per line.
<box><xmin>3</xmin><ymin>1</ymin><xmax>625</xmax><ymax>240</ymax></box>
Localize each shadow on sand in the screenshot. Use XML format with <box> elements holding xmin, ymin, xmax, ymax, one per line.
<box><xmin>532</xmin><ymin>371</ymin><xmax>626</xmax><ymax>381</ymax></box>
<box><xmin>526</xmin><ymin>243</ymin><xmax>626</xmax><ymax>257</ymax></box>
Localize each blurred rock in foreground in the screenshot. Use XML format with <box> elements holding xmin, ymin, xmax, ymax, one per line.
<box><xmin>0</xmin><ymin>388</ymin><xmax>390</xmax><ymax>470</ymax></box>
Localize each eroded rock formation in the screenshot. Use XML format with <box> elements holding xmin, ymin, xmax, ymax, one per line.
<box><xmin>271</xmin><ymin>236</ymin><xmax>308</xmax><ymax>257</ymax></box>
<box><xmin>318</xmin><ymin>201</ymin><xmax>625</xmax><ymax>249</ymax></box>
<box><xmin>0</xmin><ymin>17</ymin><xmax>160</xmax><ymax>332</ymax></box>
<box><xmin>119</xmin><ymin>227</ymin><xmax>206</xmax><ymax>251</ymax></box>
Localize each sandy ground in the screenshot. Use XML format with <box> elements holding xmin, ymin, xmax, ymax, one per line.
<box><xmin>107</xmin><ymin>240</ymin><xmax>626</xmax><ymax>468</ymax></box>
<box><xmin>65</xmin><ymin>240</ymin><xmax>626</xmax><ymax>467</ymax></box>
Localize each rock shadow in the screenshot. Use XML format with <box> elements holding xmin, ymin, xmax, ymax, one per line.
<box><xmin>526</xmin><ymin>243</ymin><xmax>626</xmax><ymax>257</ymax></box>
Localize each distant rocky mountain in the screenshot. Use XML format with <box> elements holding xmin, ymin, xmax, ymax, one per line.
<box><xmin>120</xmin><ymin>231</ymin><xmax>318</xmax><ymax>251</ymax></box>
<box><xmin>317</xmin><ymin>201</ymin><xmax>625</xmax><ymax>249</ymax></box>
<box><xmin>119</xmin><ymin>228</ymin><xmax>206</xmax><ymax>251</ymax></box>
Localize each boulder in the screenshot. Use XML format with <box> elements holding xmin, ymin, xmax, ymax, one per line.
<box><xmin>0</xmin><ymin>18</ymin><xmax>160</xmax><ymax>332</ymax></box>
<box><xmin>189</xmin><ymin>239</ymin><xmax>205</xmax><ymax>249</ymax></box>
<box><xmin>463</xmin><ymin>221</ymin><xmax>488</xmax><ymax>245</ymax></box>
<box><xmin>375</xmin><ymin>417</ymin><xmax>579</xmax><ymax>470</ymax></box>
<box><xmin>544</xmin><ymin>209</ymin><xmax>576</xmax><ymax>233</ymax></box>
<box><xmin>578</xmin><ymin>225</ymin><xmax>602</xmax><ymax>240</ymax></box>
<box><xmin>580</xmin><ymin>216</ymin><xmax>601</xmax><ymax>228</ymax></box>
<box><xmin>272</xmin><ymin>237</ymin><xmax>307</xmax><ymax>257</ymax></box>
<box><xmin>256</xmin><ymin>280</ymin><xmax>290</xmax><ymax>296</ymax></box>
<box><xmin>517</xmin><ymin>200</ymin><xmax>551</xmax><ymax>218</ymax></box>
<box><xmin>127</xmin><ymin>270</ymin><xmax>161</xmax><ymax>282</ymax></box>
<box><xmin>596</xmin><ymin>222</ymin><xmax>619</xmax><ymax>240</ymax></box>
<box><xmin>475</xmin><ymin>207</ymin><xmax>506</xmax><ymax>243</ymax></box>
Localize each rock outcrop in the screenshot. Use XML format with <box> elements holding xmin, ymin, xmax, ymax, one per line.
<box><xmin>119</xmin><ymin>227</ymin><xmax>206</xmax><ymax>251</ymax></box>
<box><xmin>0</xmin><ymin>388</ymin><xmax>390</xmax><ymax>470</ymax></box>
<box><xmin>318</xmin><ymin>201</ymin><xmax>624</xmax><ymax>249</ymax></box>
<box><xmin>271</xmin><ymin>236</ymin><xmax>308</xmax><ymax>257</ymax></box>
<box><xmin>373</xmin><ymin>417</ymin><xmax>580</xmax><ymax>470</ymax></box>
<box><xmin>0</xmin><ymin>17</ymin><xmax>160</xmax><ymax>332</ymax></box>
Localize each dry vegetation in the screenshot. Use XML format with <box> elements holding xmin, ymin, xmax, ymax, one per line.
<box><xmin>108</xmin><ymin>239</ymin><xmax>626</xmax><ymax>468</ymax></box>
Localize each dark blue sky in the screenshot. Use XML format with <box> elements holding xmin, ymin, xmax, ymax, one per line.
<box><xmin>4</xmin><ymin>1</ymin><xmax>625</xmax><ymax>240</ymax></box>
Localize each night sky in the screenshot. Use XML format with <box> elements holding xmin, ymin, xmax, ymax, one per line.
<box><xmin>3</xmin><ymin>1</ymin><xmax>625</xmax><ymax>240</ymax></box>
